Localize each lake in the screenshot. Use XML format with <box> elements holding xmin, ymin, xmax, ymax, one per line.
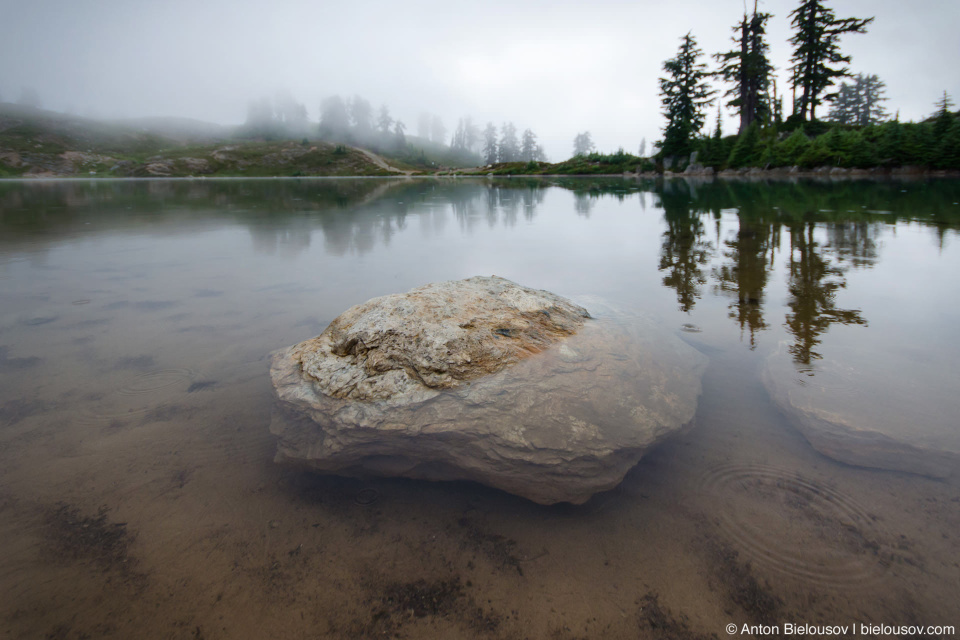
<box><xmin>1</xmin><ymin>176</ymin><xmax>958</xmax><ymax>639</ymax></box>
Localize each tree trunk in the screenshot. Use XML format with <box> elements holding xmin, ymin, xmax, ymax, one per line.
<box><xmin>738</xmin><ymin>18</ymin><xmax>750</xmax><ymax>133</ymax></box>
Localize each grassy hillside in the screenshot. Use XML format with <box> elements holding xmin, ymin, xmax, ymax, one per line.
<box><xmin>0</xmin><ymin>104</ymin><xmax>396</xmax><ymax>177</ymax></box>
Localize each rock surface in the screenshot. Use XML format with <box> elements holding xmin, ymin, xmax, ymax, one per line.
<box><xmin>763</xmin><ymin>342</ymin><xmax>960</xmax><ymax>478</ymax></box>
<box><xmin>270</xmin><ymin>276</ymin><xmax>707</xmax><ymax>504</ymax></box>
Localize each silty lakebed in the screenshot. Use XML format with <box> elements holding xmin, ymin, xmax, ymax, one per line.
<box><xmin>269</xmin><ymin>276</ymin><xmax>707</xmax><ymax>504</ymax></box>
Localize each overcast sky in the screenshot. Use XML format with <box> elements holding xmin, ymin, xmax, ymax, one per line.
<box><xmin>1</xmin><ymin>0</ymin><xmax>957</xmax><ymax>160</ymax></box>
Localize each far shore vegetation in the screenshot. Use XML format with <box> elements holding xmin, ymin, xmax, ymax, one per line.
<box><xmin>1</xmin><ymin>0</ymin><xmax>957</xmax><ymax>179</ymax></box>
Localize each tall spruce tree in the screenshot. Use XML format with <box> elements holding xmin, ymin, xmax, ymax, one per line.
<box><xmin>788</xmin><ymin>0</ymin><xmax>873</xmax><ymax>121</ymax></box>
<box><xmin>714</xmin><ymin>6</ymin><xmax>774</xmax><ymax>133</ymax></box>
<box><xmin>659</xmin><ymin>33</ymin><xmax>715</xmax><ymax>158</ymax></box>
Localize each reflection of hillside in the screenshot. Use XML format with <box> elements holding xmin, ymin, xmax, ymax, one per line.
<box><xmin>0</xmin><ymin>179</ymin><xmax>409</xmax><ymax>249</ymax></box>
<box><xmin>248</xmin><ymin>219</ymin><xmax>314</xmax><ymax>256</ymax></box>
<box><xmin>0</xmin><ymin>179</ymin><xmax>555</xmax><ymax>258</ymax></box>
<box><xmin>313</xmin><ymin>199</ymin><xmax>411</xmax><ymax>256</ymax></box>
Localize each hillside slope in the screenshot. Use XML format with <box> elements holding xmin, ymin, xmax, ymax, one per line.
<box><xmin>0</xmin><ymin>104</ymin><xmax>401</xmax><ymax>178</ymax></box>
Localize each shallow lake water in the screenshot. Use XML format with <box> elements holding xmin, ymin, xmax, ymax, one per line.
<box><xmin>1</xmin><ymin>177</ymin><xmax>958</xmax><ymax>639</ymax></box>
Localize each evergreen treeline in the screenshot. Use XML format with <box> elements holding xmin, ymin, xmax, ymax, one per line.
<box><xmin>694</xmin><ymin>111</ymin><xmax>960</xmax><ymax>171</ymax></box>
<box><xmin>236</xmin><ymin>90</ymin><xmax>547</xmax><ymax>169</ymax></box>
<box><xmin>657</xmin><ymin>0</ymin><xmax>960</xmax><ymax>171</ymax></box>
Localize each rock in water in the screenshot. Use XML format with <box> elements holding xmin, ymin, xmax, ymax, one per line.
<box><xmin>763</xmin><ymin>342</ymin><xmax>960</xmax><ymax>478</ymax></box>
<box><xmin>269</xmin><ymin>276</ymin><xmax>707</xmax><ymax>504</ymax></box>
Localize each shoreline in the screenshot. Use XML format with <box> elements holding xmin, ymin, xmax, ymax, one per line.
<box><xmin>4</xmin><ymin>167</ymin><xmax>959</xmax><ymax>181</ymax></box>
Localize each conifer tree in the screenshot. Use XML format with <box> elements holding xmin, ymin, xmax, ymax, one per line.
<box><xmin>934</xmin><ymin>117</ymin><xmax>960</xmax><ymax>169</ymax></box>
<box><xmin>827</xmin><ymin>74</ymin><xmax>887</xmax><ymax>126</ymax></box>
<box><xmin>393</xmin><ymin>121</ymin><xmax>406</xmax><ymax>151</ymax></box>
<box><xmin>934</xmin><ymin>91</ymin><xmax>955</xmax><ymax>115</ymax></box>
<box><xmin>573</xmin><ymin>132</ymin><xmax>595</xmax><ymax>157</ymax></box>
<box><xmin>417</xmin><ymin>112</ymin><xmax>431</xmax><ymax>140</ymax></box>
<box><xmin>450</xmin><ymin>117</ymin><xmax>481</xmax><ymax>152</ymax></box>
<box><xmin>376</xmin><ymin>104</ymin><xmax>394</xmax><ymax>135</ymax></box>
<box><xmin>319</xmin><ymin>96</ymin><xmax>350</xmax><ymax>140</ymax></box>
<box><xmin>933</xmin><ymin>91</ymin><xmax>955</xmax><ymax>140</ymax></box>
<box><xmin>827</xmin><ymin>82</ymin><xmax>856</xmax><ymax>124</ymax></box>
<box><xmin>659</xmin><ymin>33</ymin><xmax>715</xmax><ymax>157</ymax></box>
<box><xmin>520</xmin><ymin>129</ymin><xmax>539</xmax><ymax>162</ymax></box>
<box><xmin>348</xmin><ymin>95</ymin><xmax>373</xmax><ymax>135</ymax></box>
<box><xmin>856</xmin><ymin>74</ymin><xmax>888</xmax><ymax>125</ymax></box>
<box><xmin>482</xmin><ymin>123</ymin><xmax>498</xmax><ymax>164</ymax></box>
<box><xmin>430</xmin><ymin>115</ymin><xmax>447</xmax><ymax>146</ymax></box>
<box><xmin>714</xmin><ymin>6</ymin><xmax>773</xmax><ymax>133</ymax></box>
<box><xmin>498</xmin><ymin>122</ymin><xmax>520</xmax><ymax>162</ymax></box>
<box><xmin>464</xmin><ymin>117</ymin><xmax>480</xmax><ymax>152</ymax></box>
<box><xmin>450</xmin><ymin>118</ymin><xmax>466</xmax><ymax>150</ymax></box>
<box><xmin>789</xmin><ymin>0</ymin><xmax>872</xmax><ymax>121</ymax></box>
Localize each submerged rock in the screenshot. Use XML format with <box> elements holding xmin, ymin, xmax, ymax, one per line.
<box><xmin>763</xmin><ymin>342</ymin><xmax>960</xmax><ymax>478</ymax></box>
<box><xmin>270</xmin><ymin>276</ymin><xmax>707</xmax><ymax>504</ymax></box>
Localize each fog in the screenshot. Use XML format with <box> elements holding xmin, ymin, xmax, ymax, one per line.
<box><xmin>1</xmin><ymin>0</ymin><xmax>957</xmax><ymax>160</ymax></box>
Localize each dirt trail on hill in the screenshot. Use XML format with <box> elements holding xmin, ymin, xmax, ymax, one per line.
<box><xmin>353</xmin><ymin>148</ymin><xmax>416</xmax><ymax>175</ymax></box>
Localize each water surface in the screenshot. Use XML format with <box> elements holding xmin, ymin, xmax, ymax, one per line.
<box><xmin>1</xmin><ymin>177</ymin><xmax>959</xmax><ymax>639</ymax></box>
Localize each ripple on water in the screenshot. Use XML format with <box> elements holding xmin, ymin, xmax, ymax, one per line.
<box><xmin>116</xmin><ymin>369</ymin><xmax>196</xmax><ymax>396</ymax></box>
<box><xmin>81</xmin><ymin>368</ymin><xmax>197</xmax><ymax>423</ymax></box>
<box><xmin>699</xmin><ymin>463</ymin><xmax>887</xmax><ymax>588</ymax></box>
<box><xmin>142</xmin><ymin>356</ymin><xmax>276</xmax><ymax>466</ymax></box>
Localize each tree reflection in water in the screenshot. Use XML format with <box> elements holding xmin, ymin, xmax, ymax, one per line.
<box><xmin>657</xmin><ymin>179</ymin><xmax>713</xmax><ymax>313</ymax></box>
<box><xmin>2</xmin><ymin>176</ymin><xmax>956</xmax><ymax>372</ymax></box>
<box><xmin>784</xmin><ymin>222</ymin><xmax>868</xmax><ymax>371</ymax></box>
<box><xmin>647</xmin><ymin>177</ymin><xmax>929</xmax><ymax>370</ymax></box>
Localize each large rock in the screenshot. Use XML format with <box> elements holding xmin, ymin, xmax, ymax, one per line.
<box><xmin>763</xmin><ymin>342</ymin><xmax>960</xmax><ymax>478</ymax></box>
<box><xmin>269</xmin><ymin>276</ymin><xmax>707</xmax><ymax>504</ymax></box>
